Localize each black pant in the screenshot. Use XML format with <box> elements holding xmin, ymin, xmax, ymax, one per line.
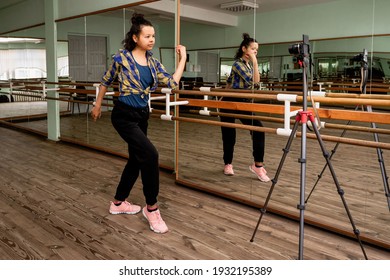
<box><xmin>111</xmin><ymin>101</ymin><xmax>159</xmax><ymax>206</ymax></box>
<box><xmin>220</xmin><ymin>107</ymin><xmax>265</xmax><ymax>165</ymax></box>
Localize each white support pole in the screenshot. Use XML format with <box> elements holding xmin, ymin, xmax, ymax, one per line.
<box><xmin>317</xmin><ymin>82</ymin><xmax>323</xmax><ymax>92</ymax></box>
<box><xmin>276</xmin><ymin>93</ymin><xmax>300</xmax><ymax>136</ymax></box>
<box><xmin>276</xmin><ymin>91</ymin><xmax>326</xmax><ymax>136</ymax></box>
<box><xmin>160</xmin><ymin>88</ymin><xmax>189</xmax><ymax>121</ymax></box>
<box><xmin>199</xmin><ymin>86</ymin><xmax>212</xmax><ymax>116</ymax></box>
<box><xmin>93</xmin><ymin>83</ymin><xmax>115</xmax><ymax>107</ymax></box>
<box><xmin>149</xmin><ymin>94</ymin><xmax>165</xmax><ymax>112</ymax></box>
<box><xmin>163</xmin><ymin>88</ymin><xmax>172</xmax><ymax>119</ymax></box>
<box><xmin>41</xmin><ymin>81</ymin><xmax>59</xmax><ymax>99</ymax></box>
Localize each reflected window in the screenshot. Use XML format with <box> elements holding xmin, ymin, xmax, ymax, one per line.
<box><xmin>0</xmin><ymin>37</ymin><xmax>69</xmax><ymax>80</ymax></box>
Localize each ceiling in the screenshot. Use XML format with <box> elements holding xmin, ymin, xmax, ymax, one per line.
<box><xmin>0</xmin><ymin>0</ymin><xmax>340</xmax><ymax>14</ymax></box>
<box><xmin>0</xmin><ymin>0</ymin><xmax>341</xmax><ymax>28</ymax></box>
<box><xmin>139</xmin><ymin>0</ymin><xmax>341</xmax><ymax>27</ymax></box>
<box><xmin>181</xmin><ymin>0</ymin><xmax>340</xmax><ymax>14</ymax></box>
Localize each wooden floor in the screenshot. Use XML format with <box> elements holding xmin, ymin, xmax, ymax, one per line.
<box><xmin>0</xmin><ymin>126</ymin><xmax>389</xmax><ymax>260</ymax></box>
<box><xmin>6</xmin><ymin>106</ymin><xmax>390</xmax><ymax>247</ymax></box>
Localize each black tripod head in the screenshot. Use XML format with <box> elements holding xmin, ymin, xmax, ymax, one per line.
<box><xmin>289</xmin><ymin>35</ymin><xmax>311</xmax><ymax>110</ymax></box>
<box><xmin>351</xmin><ymin>49</ymin><xmax>368</xmax><ymax>93</ymax></box>
<box><xmin>351</xmin><ymin>49</ymin><xmax>368</xmax><ymax>69</ymax></box>
<box><xmin>289</xmin><ymin>34</ymin><xmax>311</xmax><ymax>67</ymax></box>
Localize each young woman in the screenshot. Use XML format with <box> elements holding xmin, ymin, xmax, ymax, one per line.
<box><xmin>220</xmin><ymin>33</ymin><xmax>270</xmax><ymax>182</ymax></box>
<box><xmin>91</xmin><ymin>13</ymin><xmax>187</xmax><ymax>233</ymax></box>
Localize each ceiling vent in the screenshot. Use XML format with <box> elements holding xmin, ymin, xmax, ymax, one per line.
<box><xmin>220</xmin><ymin>1</ymin><xmax>259</xmax><ymax>12</ymax></box>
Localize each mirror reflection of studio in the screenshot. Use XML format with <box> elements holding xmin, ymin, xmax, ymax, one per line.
<box><xmin>0</xmin><ymin>0</ymin><xmax>389</xmax><ymax>260</ymax></box>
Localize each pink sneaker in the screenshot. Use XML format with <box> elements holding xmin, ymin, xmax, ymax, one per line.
<box><xmin>109</xmin><ymin>201</ymin><xmax>141</xmax><ymax>215</ymax></box>
<box><xmin>249</xmin><ymin>163</ymin><xmax>271</xmax><ymax>182</ymax></box>
<box><xmin>142</xmin><ymin>206</ymin><xmax>168</xmax><ymax>234</ymax></box>
<box><xmin>223</xmin><ymin>164</ymin><xmax>234</xmax><ymax>175</ymax></box>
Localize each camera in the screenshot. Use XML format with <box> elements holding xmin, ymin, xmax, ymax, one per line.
<box><xmin>351</xmin><ymin>49</ymin><xmax>368</xmax><ymax>63</ymax></box>
<box><xmin>288</xmin><ymin>43</ymin><xmax>303</xmax><ymax>56</ymax></box>
<box><xmin>351</xmin><ymin>53</ymin><xmax>364</xmax><ymax>62</ymax></box>
<box><xmin>288</xmin><ymin>35</ymin><xmax>310</xmax><ymax>59</ymax></box>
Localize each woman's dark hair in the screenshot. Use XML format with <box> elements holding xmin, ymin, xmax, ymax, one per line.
<box><xmin>234</xmin><ymin>33</ymin><xmax>257</xmax><ymax>60</ymax></box>
<box><xmin>122</xmin><ymin>13</ymin><xmax>153</xmax><ymax>51</ymax></box>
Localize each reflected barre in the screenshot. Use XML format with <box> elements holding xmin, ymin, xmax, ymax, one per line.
<box><xmin>159</xmin><ymin>87</ymin><xmax>390</xmax><ymax>125</ymax></box>
<box><xmin>40</xmin><ymin>81</ymin><xmax>60</xmax><ymax>98</ymax></box>
<box><xmin>4</xmin><ymin>81</ymin><xmax>55</xmax><ymax>101</ymax></box>
<box><xmin>198</xmin><ymin>86</ymin><xmax>213</xmax><ymax>116</ymax></box>
<box><xmin>151</xmin><ymin>87</ymin><xmax>390</xmax><ymax>151</ymax></box>
<box><xmin>198</xmin><ymin>86</ymin><xmax>326</xmax><ymax>136</ymax></box>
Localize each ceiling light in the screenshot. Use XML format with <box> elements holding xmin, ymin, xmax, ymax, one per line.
<box><xmin>0</xmin><ymin>37</ymin><xmax>43</xmax><ymax>44</ymax></box>
<box><xmin>220</xmin><ymin>1</ymin><xmax>259</xmax><ymax>12</ymax></box>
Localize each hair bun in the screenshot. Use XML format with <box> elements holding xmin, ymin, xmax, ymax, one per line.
<box><xmin>131</xmin><ymin>13</ymin><xmax>145</xmax><ymax>25</ymax></box>
<box><xmin>242</xmin><ymin>33</ymin><xmax>250</xmax><ymax>40</ymax></box>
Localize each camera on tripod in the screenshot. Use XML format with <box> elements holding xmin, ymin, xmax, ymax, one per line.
<box><xmin>351</xmin><ymin>53</ymin><xmax>364</xmax><ymax>62</ymax></box>
<box><xmin>288</xmin><ymin>43</ymin><xmax>304</xmax><ymax>56</ymax></box>
<box><xmin>288</xmin><ymin>34</ymin><xmax>310</xmax><ymax>63</ymax></box>
<box><xmin>351</xmin><ymin>49</ymin><xmax>368</xmax><ymax>64</ymax></box>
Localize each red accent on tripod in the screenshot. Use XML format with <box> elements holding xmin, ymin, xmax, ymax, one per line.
<box><xmin>295</xmin><ymin>110</ymin><xmax>313</xmax><ymax>124</ymax></box>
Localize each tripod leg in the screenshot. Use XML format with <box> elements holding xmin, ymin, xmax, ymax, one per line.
<box><xmin>373</xmin><ymin>142</ymin><xmax>390</xmax><ymax>211</ymax></box>
<box><xmin>307</xmin><ymin>105</ymin><xmax>362</xmax><ymax>203</ymax></box>
<box><xmin>306</xmin><ymin>121</ymin><xmax>351</xmax><ymax>203</ymax></box>
<box><xmin>371</xmin><ymin>125</ymin><xmax>390</xmax><ymax>211</ymax></box>
<box><xmin>365</xmin><ymin>106</ymin><xmax>390</xmax><ymax>211</ymax></box>
<box><xmin>250</xmin><ymin>118</ymin><xmax>300</xmax><ymax>242</ymax></box>
<box><xmin>308</xmin><ymin>115</ymin><xmax>368</xmax><ymax>259</ymax></box>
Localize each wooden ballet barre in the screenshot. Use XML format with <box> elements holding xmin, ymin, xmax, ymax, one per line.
<box><xmin>168</xmin><ymin>88</ymin><xmax>280</xmax><ymax>101</ymax></box>
<box><xmin>201</xmin><ymin>87</ymin><xmax>302</xmax><ymax>95</ymax></box>
<box><xmin>39</xmin><ymin>82</ymin><xmax>112</xmax><ymax>107</ymax></box>
<box><xmin>171</xmin><ymin>115</ymin><xmax>277</xmax><ymax>134</ymax></box>
<box><xmin>184</xmin><ymin>88</ymin><xmax>390</xmax><ymax>129</ymax></box>
<box><xmin>195</xmin><ymin>88</ymin><xmax>390</xmax><ymax>136</ymax></box>
<box><xmin>302</xmin><ymin>131</ymin><xmax>390</xmax><ymax>150</ymax></box>
<box><xmin>196</xmin><ymin>87</ymin><xmax>323</xmax><ymax>136</ymax></box>
<box><xmin>178</xmin><ymin>88</ymin><xmax>389</xmax><ymax>138</ymax></box>
<box><xmin>182</xmin><ymin>96</ymin><xmax>390</xmax><ymax>124</ymax></box>
<box><xmin>197</xmin><ymin>86</ymin><xmax>390</xmax><ymax>100</ymax></box>
<box><xmin>8</xmin><ymin>81</ymin><xmax>58</xmax><ymax>100</ymax></box>
<box><xmin>7</xmin><ymin>91</ymin><xmax>43</xmax><ymax>99</ymax></box>
<box><xmin>174</xmin><ymin>87</ymin><xmax>390</xmax><ymax>110</ymax></box>
<box><xmin>325</xmin><ymin>92</ymin><xmax>390</xmax><ymax>100</ymax></box>
<box><xmin>166</xmin><ymin>113</ymin><xmax>390</xmax><ymax>150</ymax></box>
<box><xmin>295</xmin><ymin>95</ymin><xmax>390</xmax><ymax>107</ymax></box>
<box><xmin>323</xmin><ymin>122</ymin><xmax>390</xmax><ymax>135</ymax></box>
<box><xmin>55</xmin><ymin>87</ymin><xmax>95</xmax><ymax>95</ymax></box>
<box><xmin>187</xmin><ymin>109</ymin><xmax>390</xmax><ymax>136</ymax></box>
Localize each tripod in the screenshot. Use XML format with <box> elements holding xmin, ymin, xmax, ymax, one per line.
<box><xmin>250</xmin><ymin>35</ymin><xmax>368</xmax><ymax>260</ymax></box>
<box><xmin>306</xmin><ymin>50</ymin><xmax>390</xmax><ymax>211</ymax></box>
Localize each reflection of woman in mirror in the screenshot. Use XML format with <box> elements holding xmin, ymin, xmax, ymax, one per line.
<box><xmin>91</xmin><ymin>13</ymin><xmax>187</xmax><ymax>233</ymax></box>
<box><xmin>221</xmin><ymin>33</ymin><xmax>270</xmax><ymax>182</ymax></box>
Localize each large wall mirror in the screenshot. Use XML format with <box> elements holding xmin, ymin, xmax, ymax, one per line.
<box><xmin>174</xmin><ymin>0</ymin><xmax>389</xmax><ymax>252</ymax></box>
<box><xmin>0</xmin><ymin>0</ymin><xmax>388</xmax><ymax>252</ymax></box>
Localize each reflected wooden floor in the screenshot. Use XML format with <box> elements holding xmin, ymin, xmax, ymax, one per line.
<box><xmin>0</xmin><ymin>101</ymin><xmax>69</xmax><ymax>118</ymax></box>
<box><xmin>176</xmin><ymin>114</ymin><xmax>390</xmax><ymax>246</ymax></box>
<box><xmin>0</xmin><ymin>126</ymin><xmax>389</xmax><ymax>260</ymax></box>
